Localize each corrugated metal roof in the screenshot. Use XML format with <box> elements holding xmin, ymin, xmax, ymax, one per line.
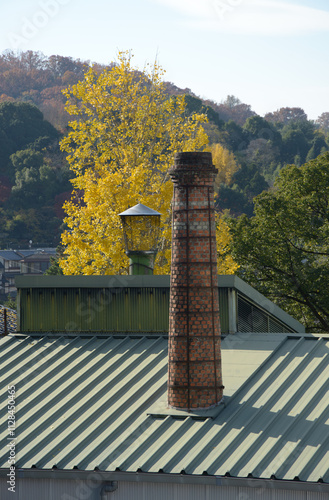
<box><xmin>0</xmin><ymin>332</ymin><xmax>328</xmax><ymax>484</ymax></box>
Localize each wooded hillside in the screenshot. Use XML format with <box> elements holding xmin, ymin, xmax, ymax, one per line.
<box><xmin>0</xmin><ymin>49</ymin><xmax>328</xmax><ymax>249</ymax></box>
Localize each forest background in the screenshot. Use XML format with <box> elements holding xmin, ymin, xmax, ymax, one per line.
<box><xmin>1</xmin><ymin>49</ymin><xmax>329</xmax><ymax>331</ymax></box>
<box><xmin>1</xmin><ymin>50</ymin><xmax>328</xmax><ymax>249</ymax></box>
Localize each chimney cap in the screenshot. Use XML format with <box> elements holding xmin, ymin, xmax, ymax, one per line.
<box><xmin>170</xmin><ymin>152</ymin><xmax>217</xmax><ymax>175</ymax></box>
<box><xmin>174</xmin><ymin>151</ymin><xmax>213</xmax><ymax>165</ymax></box>
<box><xmin>119</xmin><ymin>203</ymin><xmax>161</xmax><ymax>217</ymax></box>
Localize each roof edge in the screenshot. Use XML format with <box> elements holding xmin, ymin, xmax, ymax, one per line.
<box><xmin>15</xmin><ymin>275</ymin><xmax>170</xmax><ymax>289</ymax></box>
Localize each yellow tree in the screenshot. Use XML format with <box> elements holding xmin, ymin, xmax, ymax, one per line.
<box><xmin>59</xmin><ymin>52</ymin><xmax>208</xmax><ymax>275</ymax></box>
<box><xmin>216</xmin><ymin>212</ymin><xmax>239</xmax><ymax>275</ymax></box>
<box><xmin>206</xmin><ymin>143</ymin><xmax>239</xmax><ymax>274</ymax></box>
<box><xmin>207</xmin><ymin>143</ymin><xmax>239</xmax><ymax>193</ymax></box>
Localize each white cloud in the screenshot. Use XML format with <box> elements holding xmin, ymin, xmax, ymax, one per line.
<box><xmin>153</xmin><ymin>0</ymin><xmax>329</xmax><ymax>36</ymax></box>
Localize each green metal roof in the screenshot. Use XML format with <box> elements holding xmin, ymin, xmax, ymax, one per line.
<box><xmin>0</xmin><ymin>332</ymin><xmax>328</xmax><ymax>484</ymax></box>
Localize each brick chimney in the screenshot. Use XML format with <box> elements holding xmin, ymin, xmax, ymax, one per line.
<box><xmin>167</xmin><ymin>152</ymin><xmax>224</xmax><ymax>410</ymax></box>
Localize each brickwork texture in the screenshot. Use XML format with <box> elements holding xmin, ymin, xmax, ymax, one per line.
<box><xmin>167</xmin><ymin>151</ymin><xmax>224</xmax><ymax>410</ymax></box>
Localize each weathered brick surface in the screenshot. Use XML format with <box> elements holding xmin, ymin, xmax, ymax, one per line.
<box><xmin>167</xmin><ymin>152</ymin><xmax>224</xmax><ymax>410</ymax></box>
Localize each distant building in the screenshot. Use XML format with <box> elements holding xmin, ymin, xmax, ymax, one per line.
<box><xmin>0</xmin><ymin>248</ymin><xmax>56</xmax><ymax>299</ymax></box>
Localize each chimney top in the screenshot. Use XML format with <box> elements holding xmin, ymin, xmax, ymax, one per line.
<box><xmin>174</xmin><ymin>151</ymin><xmax>212</xmax><ymax>164</ymax></box>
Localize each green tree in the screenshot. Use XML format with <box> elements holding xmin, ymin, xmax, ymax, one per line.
<box><xmin>5</xmin><ymin>208</ymin><xmax>61</xmax><ymax>247</ymax></box>
<box><xmin>183</xmin><ymin>94</ymin><xmax>222</xmax><ymax>127</ymax></box>
<box><xmin>10</xmin><ymin>148</ymin><xmax>43</xmax><ymax>171</ymax></box>
<box><xmin>243</xmin><ymin>115</ymin><xmax>282</xmax><ymax>150</ymax></box>
<box><xmin>281</xmin><ymin>128</ymin><xmax>309</xmax><ymax>164</ymax></box>
<box><xmin>216</xmin><ymin>163</ymin><xmax>268</xmax><ymax>217</ymax></box>
<box><xmin>216</xmin><ymin>183</ymin><xmax>251</xmax><ymax>217</ymax></box>
<box><xmin>45</xmin><ymin>246</ymin><xmax>64</xmax><ymax>275</ymax></box>
<box><xmin>219</xmin><ymin>120</ymin><xmax>248</xmax><ymax>152</ymax></box>
<box><xmin>233</xmin><ymin>163</ymin><xmax>269</xmax><ymax>201</ymax></box>
<box><xmin>229</xmin><ymin>152</ymin><xmax>329</xmax><ymax>332</ymax></box>
<box><xmin>305</xmin><ymin>135</ymin><xmax>328</xmax><ymax>162</ymax></box>
<box><xmin>0</xmin><ymin>101</ymin><xmax>58</xmax><ymax>150</ymax></box>
<box><xmin>0</xmin><ymin>101</ymin><xmax>58</xmax><ymax>179</ymax></box>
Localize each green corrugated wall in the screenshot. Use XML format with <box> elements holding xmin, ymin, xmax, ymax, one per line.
<box><xmin>18</xmin><ymin>286</ymin><xmax>230</xmax><ymax>334</ymax></box>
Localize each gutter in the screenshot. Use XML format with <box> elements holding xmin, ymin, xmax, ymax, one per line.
<box><xmin>1</xmin><ymin>469</ymin><xmax>328</xmax><ymax>494</ymax></box>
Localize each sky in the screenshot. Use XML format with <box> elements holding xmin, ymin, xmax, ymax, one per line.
<box><xmin>0</xmin><ymin>0</ymin><xmax>329</xmax><ymax>120</ymax></box>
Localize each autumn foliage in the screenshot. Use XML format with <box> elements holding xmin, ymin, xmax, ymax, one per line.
<box><xmin>59</xmin><ymin>52</ymin><xmax>209</xmax><ymax>275</ymax></box>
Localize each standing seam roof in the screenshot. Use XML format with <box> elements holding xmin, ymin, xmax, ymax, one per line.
<box><xmin>0</xmin><ymin>332</ymin><xmax>328</xmax><ymax>484</ymax></box>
